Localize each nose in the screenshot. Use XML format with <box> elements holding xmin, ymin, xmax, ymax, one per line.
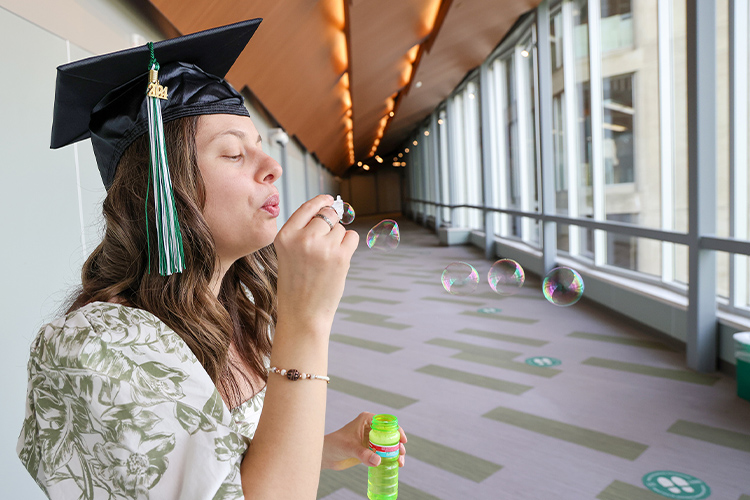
<box><xmin>258</xmin><ymin>151</ymin><xmax>282</xmax><ymax>183</ymax></box>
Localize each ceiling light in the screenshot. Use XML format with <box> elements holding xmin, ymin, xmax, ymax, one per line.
<box><xmin>398</xmin><ymin>153</ymin><xmax>403</xmax><ymax>158</ymax></box>
<box><xmin>389</xmin><ymin>111</ymin><xmax>394</xmax><ymax>117</ymax></box>
<box><xmin>424</xmin><ymin>130</ymin><xmax>430</xmax><ymax>136</ymax></box>
<box><xmin>375</xmin><ymin>156</ymin><xmax>383</xmax><ymax>163</ymax></box>
<box><xmin>401</xmin><ymin>162</ymin><xmax>406</xmax><ymax>166</ymax></box>
<box><xmin>468</xmin><ymin>93</ymin><xmax>475</xmax><ymax>99</ymax></box>
<box><xmin>521</xmin><ymin>49</ymin><xmax>529</xmax><ymax>58</ymax></box>
<box><xmin>363</xmin><ymin>165</ymin><xmax>370</xmax><ymax>171</ymax></box>
<box><xmin>415</xmin><ymin>81</ymin><xmax>422</xmax><ymax>88</ymax></box>
<box><xmin>438</xmin><ymin>119</ymin><xmax>444</xmax><ymax>125</ymax></box>
<box><xmin>413</xmin><ymin>140</ymin><xmax>418</xmax><ymax>146</ymax></box>
<box><xmin>405</xmin><ymin>148</ymin><xmax>410</xmax><ymax>153</ymax></box>
<box><xmin>357</xmin><ymin>161</ymin><xmax>362</xmax><ymax>166</ymax></box>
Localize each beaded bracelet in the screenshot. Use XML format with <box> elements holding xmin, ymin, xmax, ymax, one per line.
<box><xmin>269</xmin><ymin>366</ymin><xmax>330</xmax><ymax>383</ymax></box>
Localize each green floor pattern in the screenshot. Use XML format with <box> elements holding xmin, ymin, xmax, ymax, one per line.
<box><xmin>667</xmin><ymin>419</ymin><xmax>750</xmax><ymax>453</ymax></box>
<box><xmin>328</xmin><ymin>375</ymin><xmax>418</xmax><ymax>409</ymax></box>
<box><xmin>581</xmin><ymin>357</ymin><xmax>721</xmax><ymax>385</ymax></box>
<box><xmin>483</xmin><ymin>406</ymin><xmax>648</xmax><ymax>460</ymax></box>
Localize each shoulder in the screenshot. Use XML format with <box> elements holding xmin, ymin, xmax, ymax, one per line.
<box><xmin>30</xmin><ymin>301</ymin><xmax>197</xmax><ymax>372</ymax></box>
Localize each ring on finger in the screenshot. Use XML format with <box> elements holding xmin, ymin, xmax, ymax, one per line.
<box><xmin>313</xmin><ymin>213</ymin><xmax>335</xmax><ymax>230</ymax></box>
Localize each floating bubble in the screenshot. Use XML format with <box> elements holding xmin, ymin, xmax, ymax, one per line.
<box><xmin>487</xmin><ymin>259</ymin><xmax>525</xmax><ymax>296</ymax></box>
<box><xmin>366</xmin><ymin>220</ymin><xmax>400</xmax><ymax>251</ymax></box>
<box><xmin>441</xmin><ymin>262</ymin><xmax>479</xmax><ymax>295</ymax></box>
<box><xmin>341</xmin><ymin>203</ymin><xmax>355</xmax><ymax>225</ymax></box>
<box><xmin>542</xmin><ymin>267</ymin><xmax>584</xmax><ymax>306</ymax></box>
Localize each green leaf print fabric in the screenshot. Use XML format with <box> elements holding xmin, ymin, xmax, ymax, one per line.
<box><xmin>17</xmin><ymin>302</ymin><xmax>266</xmax><ymax>500</ymax></box>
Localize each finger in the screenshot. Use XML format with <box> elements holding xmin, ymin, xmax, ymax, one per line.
<box><xmin>398</xmin><ymin>455</ymin><xmax>405</xmax><ymax>467</ymax></box>
<box><xmin>284</xmin><ymin>194</ymin><xmax>335</xmax><ymax>230</ymax></box>
<box><xmin>399</xmin><ymin>426</ymin><xmax>407</xmax><ymax>444</ymax></box>
<box><xmin>309</xmin><ymin>211</ymin><xmax>337</xmax><ymax>234</ymax></box>
<box><xmin>362</xmin><ymin>448</ymin><xmax>381</xmax><ymax>467</ymax></box>
<box><xmin>318</xmin><ymin>205</ymin><xmax>341</xmax><ymax>224</ymax></box>
<box><xmin>341</xmin><ymin>229</ymin><xmax>360</xmax><ymax>254</ymax></box>
<box><xmin>399</xmin><ymin>443</ymin><xmax>406</xmax><ymax>456</ymax></box>
<box><xmin>325</xmin><ymin>218</ymin><xmax>347</xmax><ymax>241</ymax></box>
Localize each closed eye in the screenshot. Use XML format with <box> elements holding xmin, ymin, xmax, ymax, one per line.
<box><xmin>224</xmin><ymin>155</ymin><xmax>242</xmax><ymax>161</ymax></box>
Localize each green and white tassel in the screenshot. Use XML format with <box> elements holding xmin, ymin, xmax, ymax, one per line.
<box><xmin>145</xmin><ymin>42</ymin><xmax>184</xmax><ymax>275</ymax></box>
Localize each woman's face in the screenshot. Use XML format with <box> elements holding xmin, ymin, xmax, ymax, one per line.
<box><xmin>195</xmin><ymin>114</ymin><xmax>282</xmax><ymax>267</ymax></box>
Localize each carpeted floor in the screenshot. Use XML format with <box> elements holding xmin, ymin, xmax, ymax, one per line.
<box><xmin>318</xmin><ymin>215</ymin><xmax>750</xmax><ymax>500</ymax></box>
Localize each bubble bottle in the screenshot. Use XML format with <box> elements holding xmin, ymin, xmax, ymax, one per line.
<box><xmin>367</xmin><ymin>414</ymin><xmax>400</xmax><ymax>500</ymax></box>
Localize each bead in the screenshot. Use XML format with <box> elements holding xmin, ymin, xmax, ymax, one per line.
<box><xmin>280</xmin><ymin>369</ymin><xmax>286</xmax><ymax>376</ymax></box>
<box><xmin>286</xmin><ymin>369</ymin><xmax>301</xmax><ymax>381</ymax></box>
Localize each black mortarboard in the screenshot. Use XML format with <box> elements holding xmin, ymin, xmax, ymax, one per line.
<box><xmin>50</xmin><ymin>18</ymin><xmax>262</xmax><ymax>189</ymax></box>
<box><xmin>50</xmin><ymin>19</ymin><xmax>261</xmax><ymax>276</ymax></box>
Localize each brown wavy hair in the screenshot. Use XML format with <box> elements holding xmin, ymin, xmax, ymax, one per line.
<box><xmin>68</xmin><ymin>115</ymin><xmax>276</xmax><ymax>409</ymax></box>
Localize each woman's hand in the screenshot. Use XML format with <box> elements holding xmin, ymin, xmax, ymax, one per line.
<box><xmin>274</xmin><ymin>194</ymin><xmax>359</xmax><ymax>333</ymax></box>
<box><xmin>321</xmin><ymin>412</ymin><xmax>407</xmax><ymax>471</ymax></box>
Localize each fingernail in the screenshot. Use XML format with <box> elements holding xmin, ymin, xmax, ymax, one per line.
<box><xmin>369</xmin><ymin>455</ymin><xmax>381</xmax><ymax>466</ymax></box>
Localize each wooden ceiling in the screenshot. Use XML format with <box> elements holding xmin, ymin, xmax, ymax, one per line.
<box><xmin>148</xmin><ymin>0</ymin><xmax>540</xmax><ymax>174</ymax></box>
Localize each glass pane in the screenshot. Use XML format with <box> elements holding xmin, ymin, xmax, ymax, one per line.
<box><xmin>600</xmin><ymin>0</ymin><xmax>634</xmax><ymax>52</ymax></box>
<box><xmin>717</xmin><ymin>251</ymin><xmax>729</xmax><ymax>299</ymax></box>
<box><xmin>674</xmin><ymin>243</ymin><xmax>688</xmax><ymax>285</ymax></box>
<box><xmin>557</xmin><ymin>223</ymin><xmax>570</xmax><ymax>252</ymax></box>
<box><xmin>599</xmin><ymin>0</ymin><xmax>661</xmax><ymax>232</ymax></box>
<box><xmin>550</xmin><ymin>6</ymin><xmax>568</xmax><ymax>216</ymax></box>
<box><xmin>606</xmin><ymin>230</ymin><xmax>662</xmax><ymax>278</ymax></box>
<box><xmin>672</xmin><ymin>0</ymin><xmax>688</xmax><ymax>234</ymax></box>
<box><xmin>503</xmin><ymin>54</ymin><xmax>523</xmax><ymax>238</ymax></box>
<box><xmin>465</xmin><ymin>82</ymin><xmax>483</xmax><ymax>230</ymax></box>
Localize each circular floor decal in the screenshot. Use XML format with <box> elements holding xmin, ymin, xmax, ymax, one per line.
<box><xmin>524</xmin><ymin>356</ymin><xmax>561</xmax><ymax>367</ymax></box>
<box><xmin>477</xmin><ymin>307</ymin><xmax>502</xmax><ymax>314</ymax></box>
<box><xmin>642</xmin><ymin>471</ymin><xmax>711</xmax><ymax>499</ymax></box>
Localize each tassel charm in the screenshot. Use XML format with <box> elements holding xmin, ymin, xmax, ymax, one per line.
<box><xmin>145</xmin><ymin>42</ymin><xmax>185</xmax><ymax>275</ymax></box>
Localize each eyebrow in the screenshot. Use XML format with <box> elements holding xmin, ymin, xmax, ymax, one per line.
<box><xmin>211</xmin><ymin>129</ymin><xmax>262</xmax><ymax>146</ymax></box>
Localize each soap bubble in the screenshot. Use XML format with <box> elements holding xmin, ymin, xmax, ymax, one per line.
<box><xmin>441</xmin><ymin>262</ymin><xmax>479</xmax><ymax>295</ymax></box>
<box><xmin>341</xmin><ymin>203</ymin><xmax>355</xmax><ymax>225</ymax></box>
<box><xmin>366</xmin><ymin>220</ymin><xmax>400</xmax><ymax>251</ymax></box>
<box><xmin>487</xmin><ymin>259</ymin><xmax>525</xmax><ymax>296</ymax></box>
<box><xmin>542</xmin><ymin>267</ymin><xmax>584</xmax><ymax>306</ymax></box>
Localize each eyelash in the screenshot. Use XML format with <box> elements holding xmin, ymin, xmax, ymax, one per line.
<box><xmin>225</xmin><ymin>155</ymin><xmax>242</xmax><ymax>161</ymax></box>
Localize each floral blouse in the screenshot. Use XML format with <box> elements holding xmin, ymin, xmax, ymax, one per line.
<box><xmin>17</xmin><ymin>301</ymin><xmax>265</xmax><ymax>500</ymax></box>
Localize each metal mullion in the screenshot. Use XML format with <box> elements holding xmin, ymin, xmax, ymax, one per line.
<box><xmin>730</xmin><ymin>0</ymin><xmax>749</xmax><ymax>309</ymax></box>
<box><xmin>515</xmin><ymin>44</ymin><xmax>532</xmax><ymax>242</ymax></box>
<box><xmin>422</xmin><ymin>130</ymin><xmax>429</xmax><ymax>223</ymax></box>
<box><xmin>486</xmin><ymin>62</ymin><xmax>501</xmax><ymax>236</ymax></box>
<box><xmin>431</xmin><ymin>111</ymin><xmax>442</xmax><ymax>233</ymax></box>
<box><xmin>562</xmin><ymin>0</ymin><xmax>580</xmax><ymax>255</ymax></box>
<box><xmin>480</xmin><ymin>61</ymin><xmax>496</xmax><ymax>258</ymax></box>
<box><xmin>587</xmin><ymin>0</ymin><xmax>606</xmax><ymax>267</ymax></box>
<box><xmin>439</xmin><ymin>109</ymin><xmax>450</xmax><ymax>223</ymax></box>
<box><xmin>658</xmin><ymin>0</ymin><xmax>676</xmax><ymax>283</ymax></box>
<box><xmin>537</xmin><ymin>0</ymin><xmax>558</xmax><ymax>273</ymax></box>
<box><xmin>454</xmin><ymin>94</ymin><xmax>467</xmax><ymax>227</ymax></box>
<box><xmin>465</xmin><ymin>83</ymin><xmax>480</xmax><ymax>229</ymax></box>
<box><xmin>495</xmin><ymin>58</ymin><xmax>511</xmax><ymax>236</ymax></box>
<box><xmin>446</xmin><ymin>96</ymin><xmax>459</xmax><ymax>226</ymax></box>
<box><xmin>686</xmin><ymin>0</ymin><xmax>718</xmax><ymax>371</ymax></box>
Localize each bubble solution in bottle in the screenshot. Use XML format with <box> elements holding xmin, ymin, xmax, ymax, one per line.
<box><xmin>367</xmin><ymin>414</ymin><xmax>400</xmax><ymax>500</ymax></box>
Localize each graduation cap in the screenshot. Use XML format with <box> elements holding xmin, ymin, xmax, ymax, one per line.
<box><xmin>50</xmin><ymin>18</ymin><xmax>262</xmax><ymax>276</ymax></box>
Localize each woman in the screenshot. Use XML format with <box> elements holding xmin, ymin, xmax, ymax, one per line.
<box><xmin>18</xmin><ymin>19</ymin><xmax>406</xmax><ymax>499</ymax></box>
